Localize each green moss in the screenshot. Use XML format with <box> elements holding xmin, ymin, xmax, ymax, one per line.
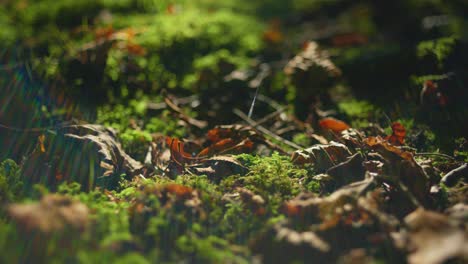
<box><xmin>97</xmin><ymin>98</ymin><xmax>186</xmax><ymax>160</ymax></box>
<box><xmin>229</xmin><ymin>153</ymin><xmax>306</xmax><ymax>206</ymax></box>
<box><xmin>0</xmin><ymin>8</ymin><xmax>16</xmax><ymax>45</ymax></box>
<box><xmin>417</xmin><ymin>36</ymin><xmax>458</xmax><ymax>66</ymax></box>
<box><xmin>338</xmin><ymin>100</ymin><xmax>376</xmax><ymax>119</ymax></box>
<box><xmin>176</xmin><ymin>234</ymin><xmax>247</xmax><ymax>264</ymax></box>
<box><xmin>0</xmin><ymin>159</ymin><xmax>23</xmax><ymax>203</ymax></box>
<box><xmin>292</xmin><ymin>133</ymin><xmax>312</xmax><ymax>147</ymax></box>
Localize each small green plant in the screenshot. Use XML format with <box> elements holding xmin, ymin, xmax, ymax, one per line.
<box><xmin>417</xmin><ymin>36</ymin><xmax>458</xmax><ymax>66</ymax></box>
<box><xmin>0</xmin><ymin>159</ymin><xmax>23</xmax><ymax>203</ymax></box>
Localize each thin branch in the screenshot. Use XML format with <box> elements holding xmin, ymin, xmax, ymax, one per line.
<box><xmin>256</xmin><ymin>94</ymin><xmax>283</xmax><ymax>111</ymax></box>
<box><xmin>233</xmin><ymin>108</ymin><xmax>302</xmax><ymax>151</ymax></box>
<box><xmin>415</xmin><ymin>152</ymin><xmax>456</xmax><ymax>161</ymax></box>
<box><xmin>164</xmin><ymin>97</ymin><xmax>207</xmax><ymax>129</ymax></box>
<box><xmin>251</xmin><ymin>106</ymin><xmax>287</xmax><ymax>127</ymax></box>
<box><xmin>275</xmin><ymin>125</ymin><xmax>296</xmax><ymax>136</ymax></box>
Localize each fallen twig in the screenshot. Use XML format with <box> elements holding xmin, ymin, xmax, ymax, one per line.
<box><xmin>233</xmin><ymin>108</ymin><xmax>302</xmax><ymax>151</ymax></box>
<box><xmin>415</xmin><ymin>152</ymin><xmax>456</xmax><ymax>161</ymax></box>
<box><xmin>251</xmin><ymin>106</ymin><xmax>287</xmax><ymax>127</ymax></box>
<box><xmin>164</xmin><ymin>97</ymin><xmax>208</xmax><ymax>129</ymax></box>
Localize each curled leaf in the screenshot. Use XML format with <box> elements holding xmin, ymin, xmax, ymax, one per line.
<box><xmin>8</xmin><ymin>194</ymin><xmax>89</xmax><ymax>235</ymax></box>
<box><xmin>386</xmin><ymin>122</ymin><xmax>406</xmax><ymax>145</ymax></box>
<box><xmin>404</xmin><ymin>208</ymin><xmax>468</xmax><ymax>264</ymax></box>
<box><xmin>292</xmin><ymin>141</ymin><xmax>352</xmax><ymax>172</ymax></box>
<box><xmin>319</xmin><ymin>117</ymin><xmax>350</xmax><ymax>133</ymax></box>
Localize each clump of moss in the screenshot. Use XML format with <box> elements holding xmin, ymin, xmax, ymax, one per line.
<box><xmin>225</xmin><ymin>153</ymin><xmax>308</xmax><ymax>210</ymax></box>
<box><xmin>96</xmin><ymin>97</ymin><xmax>186</xmax><ymax>160</ymax></box>
<box><xmin>417</xmin><ymin>36</ymin><xmax>458</xmax><ymax>66</ymax></box>
<box><xmin>0</xmin><ymin>159</ymin><xmax>23</xmax><ymax>204</ymax></box>
<box><xmin>337</xmin><ymin>99</ymin><xmax>379</xmax><ymax>128</ymax></box>
<box><xmin>125</xmin><ymin>8</ymin><xmax>263</xmax><ymax>91</ymax></box>
<box><xmin>176</xmin><ymin>234</ymin><xmax>249</xmax><ymax>264</ymax></box>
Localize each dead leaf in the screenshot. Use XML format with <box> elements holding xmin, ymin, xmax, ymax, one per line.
<box><xmin>364</xmin><ymin>136</ymin><xmax>413</xmax><ymax>161</ymax></box>
<box><xmin>237</xmin><ymin>187</ymin><xmax>266</xmax><ymax>216</ymax></box>
<box><xmin>441</xmin><ymin>163</ymin><xmax>467</xmax><ymax>187</ymax></box>
<box><xmin>404</xmin><ymin>208</ymin><xmax>468</xmax><ymax>264</ymax></box>
<box><xmin>262</xmin><ymin>19</ymin><xmax>283</xmax><ymax>44</ymax></box>
<box><xmin>325</xmin><ymin>153</ymin><xmax>366</xmax><ymax>191</ymax></box>
<box><xmin>364</xmin><ymin>136</ymin><xmax>430</xmax><ymax>205</ymax></box>
<box><xmin>166</xmin><ymin>136</ymin><xmax>200</xmax><ymax>166</ymax></box>
<box><xmin>331</xmin><ymin>33</ymin><xmax>368</xmax><ymax>47</ymax></box>
<box><xmin>22</xmin><ymin>124</ymin><xmax>143</xmax><ymax>190</ymax></box>
<box><xmin>251</xmin><ymin>220</ymin><xmax>331</xmax><ymax>264</ymax></box>
<box><xmin>8</xmin><ymin>194</ymin><xmax>89</xmax><ymax>235</ymax></box>
<box><xmin>191</xmin><ymin>155</ymin><xmax>248</xmax><ymax>180</ymax></box>
<box><xmin>386</xmin><ymin>122</ymin><xmax>406</xmax><ymax>146</ymax></box>
<box><xmin>284</xmin><ymin>41</ymin><xmax>341</xmax><ymax>77</ymax></box>
<box><xmin>292</xmin><ymin>141</ymin><xmax>352</xmax><ymax>172</ymax></box>
<box><xmin>319</xmin><ymin>117</ymin><xmax>350</xmax><ymax>133</ymax></box>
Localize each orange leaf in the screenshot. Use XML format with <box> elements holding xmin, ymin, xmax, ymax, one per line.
<box><xmin>164</xmin><ymin>184</ymin><xmax>193</xmax><ymax>199</ymax></box>
<box><xmin>94</xmin><ymin>26</ymin><xmax>114</xmax><ymax>40</ymax></box>
<box><xmin>262</xmin><ymin>19</ymin><xmax>283</xmax><ymax>44</ymax></box>
<box><xmin>55</xmin><ymin>171</ymin><xmax>64</xmax><ymax>181</ymax></box>
<box><xmin>125</xmin><ymin>42</ymin><xmax>146</xmax><ymax>56</ymax></box>
<box><xmin>207</xmin><ymin>128</ymin><xmax>222</xmax><ymax>142</ymax></box>
<box><xmin>364</xmin><ymin>136</ymin><xmax>413</xmax><ymax>161</ymax></box>
<box><xmin>38</xmin><ymin>134</ymin><xmax>46</xmax><ymax>153</ymax></box>
<box><xmin>385</xmin><ymin>122</ymin><xmax>406</xmax><ymax>145</ymax></box>
<box><xmin>166</xmin><ymin>137</ymin><xmax>196</xmax><ymax>165</ymax></box>
<box><xmin>319</xmin><ymin>118</ymin><xmax>350</xmax><ymax>133</ymax></box>
<box><xmin>198</xmin><ymin>138</ymin><xmax>235</xmax><ymax>157</ymax></box>
<box><xmin>281</xmin><ymin>203</ymin><xmax>301</xmax><ymax>217</ymax></box>
<box><xmin>331</xmin><ymin>33</ymin><xmax>368</xmax><ymax>47</ymax></box>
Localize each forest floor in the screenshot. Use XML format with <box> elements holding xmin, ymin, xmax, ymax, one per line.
<box><xmin>0</xmin><ymin>1</ymin><xmax>467</xmax><ymax>263</ymax></box>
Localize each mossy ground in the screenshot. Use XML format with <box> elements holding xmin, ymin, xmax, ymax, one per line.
<box><xmin>1</xmin><ymin>0</ymin><xmax>467</xmax><ymax>263</ymax></box>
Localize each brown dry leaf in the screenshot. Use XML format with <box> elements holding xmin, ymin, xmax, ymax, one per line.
<box><xmin>200</xmin><ymin>125</ymin><xmax>279</xmax><ymax>157</ymax></box>
<box><xmin>251</xmin><ymin>220</ymin><xmax>331</xmax><ymax>264</ymax></box>
<box><xmin>291</xmin><ymin>141</ymin><xmax>352</xmax><ymax>172</ymax></box>
<box><xmin>364</xmin><ymin>136</ymin><xmax>429</xmax><ymax>205</ymax></box>
<box><xmin>364</xmin><ymin>136</ymin><xmax>413</xmax><ymax>161</ymax></box>
<box><xmin>191</xmin><ymin>155</ymin><xmax>248</xmax><ymax>180</ymax></box>
<box><xmin>325</xmin><ymin>153</ymin><xmax>366</xmax><ymax>191</ymax></box>
<box><xmin>284</xmin><ymin>41</ymin><xmax>341</xmax><ymax>77</ymax></box>
<box><xmin>404</xmin><ymin>208</ymin><xmax>468</xmax><ymax>264</ymax></box>
<box><xmin>385</xmin><ymin>122</ymin><xmax>406</xmax><ymax>146</ymax></box>
<box><xmin>237</xmin><ymin>187</ymin><xmax>266</xmax><ymax>216</ymax></box>
<box><xmin>340</xmin><ymin>128</ymin><xmax>365</xmax><ymax>151</ymax></box>
<box><xmin>331</xmin><ymin>32</ymin><xmax>368</xmax><ymax>47</ymax></box>
<box><xmin>8</xmin><ymin>194</ymin><xmax>89</xmax><ymax>235</ymax></box>
<box><xmin>262</xmin><ymin>19</ymin><xmax>283</xmax><ymax>44</ymax></box>
<box><xmin>281</xmin><ymin>177</ymin><xmax>378</xmax><ymax>223</ymax></box>
<box><xmin>257</xmin><ymin>185</ymin><xmax>399</xmax><ymax>263</ymax></box>
<box><xmin>22</xmin><ymin>124</ymin><xmax>142</xmax><ymax>190</ymax></box>
<box><xmin>166</xmin><ymin>136</ymin><xmax>200</xmax><ymax>166</ymax></box>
